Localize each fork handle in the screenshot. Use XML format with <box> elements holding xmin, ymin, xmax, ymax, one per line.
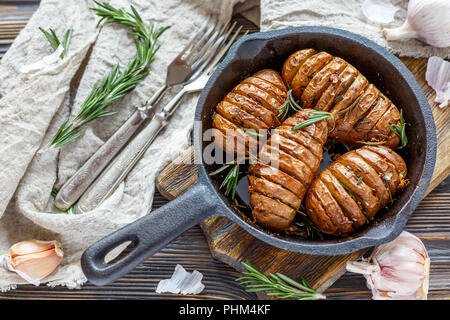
<box><xmin>75</xmin><ymin>88</ymin><xmax>187</xmax><ymax>213</ymax></box>
<box><xmin>54</xmin><ymin>85</ymin><xmax>167</xmax><ymax>211</ymax></box>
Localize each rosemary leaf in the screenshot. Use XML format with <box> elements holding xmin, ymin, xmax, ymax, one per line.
<box><xmin>388</xmin><ymin>108</ymin><xmax>408</xmax><ymax>148</ymax></box>
<box><xmin>276</xmin><ymin>89</ymin><xmax>303</xmax><ymax>121</ymax></box>
<box><xmin>291</xmin><ymin>110</ymin><xmax>333</xmax><ymax>131</ymax></box>
<box><xmin>49</xmin><ymin>1</ymin><xmax>168</xmax><ymax>148</ymax></box>
<box><xmin>210</xmin><ymin>161</ymin><xmax>242</xmax><ymax>200</ymax></box>
<box><xmin>39</xmin><ymin>27</ymin><xmax>73</xmax><ymax>59</ymax></box>
<box><xmin>236</xmin><ymin>261</ymin><xmax>325</xmax><ymax>300</ymax></box>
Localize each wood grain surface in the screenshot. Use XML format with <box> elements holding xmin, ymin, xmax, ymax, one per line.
<box><xmin>0</xmin><ymin>1</ymin><xmax>448</xmax><ymax>300</ymax></box>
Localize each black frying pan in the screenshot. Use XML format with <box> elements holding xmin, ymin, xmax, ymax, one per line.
<box><xmin>81</xmin><ymin>27</ymin><xmax>436</xmax><ymax>286</ymax></box>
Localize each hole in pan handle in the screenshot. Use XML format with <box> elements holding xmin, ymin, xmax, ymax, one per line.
<box><xmin>80</xmin><ymin>183</ymin><xmax>218</xmax><ymax>286</ymax></box>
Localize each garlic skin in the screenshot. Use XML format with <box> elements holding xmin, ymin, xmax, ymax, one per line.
<box><xmin>7</xmin><ymin>240</ymin><xmax>64</xmax><ymax>286</ymax></box>
<box><xmin>19</xmin><ymin>44</ymin><xmax>64</xmax><ymax>73</ymax></box>
<box><xmin>361</xmin><ymin>0</ymin><xmax>399</xmax><ymax>24</ymax></box>
<box><xmin>346</xmin><ymin>231</ymin><xmax>430</xmax><ymax>300</ymax></box>
<box><xmin>382</xmin><ymin>0</ymin><xmax>450</xmax><ymax>48</ymax></box>
<box><xmin>426</xmin><ymin>56</ymin><xmax>450</xmax><ymax>108</ymax></box>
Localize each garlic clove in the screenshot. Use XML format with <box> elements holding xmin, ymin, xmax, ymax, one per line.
<box><xmin>425</xmin><ymin>56</ymin><xmax>450</xmax><ymax>108</ymax></box>
<box><xmin>382</xmin><ymin>0</ymin><xmax>450</xmax><ymax>48</ymax></box>
<box><xmin>9</xmin><ymin>239</ymin><xmax>58</xmax><ymax>257</ymax></box>
<box><xmin>346</xmin><ymin>231</ymin><xmax>430</xmax><ymax>300</ymax></box>
<box><xmin>362</xmin><ymin>0</ymin><xmax>399</xmax><ymax>24</ymax></box>
<box><xmin>7</xmin><ymin>240</ymin><xmax>63</xmax><ymax>286</ymax></box>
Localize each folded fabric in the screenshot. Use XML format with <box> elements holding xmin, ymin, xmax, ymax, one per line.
<box><xmin>0</xmin><ymin>0</ymin><xmax>241</xmax><ymax>291</ymax></box>
<box><xmin>261</xmin><ymin>0</ymin><xmax>449</xmax><ymax>59</ymax></box>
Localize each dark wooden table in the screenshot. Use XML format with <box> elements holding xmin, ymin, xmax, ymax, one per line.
<box><xmin>0</xmin><ymin>1</ymin><xmax>448</xmax><ymax>300</ymax></box>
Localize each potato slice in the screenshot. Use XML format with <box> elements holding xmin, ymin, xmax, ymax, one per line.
<box><xmin>301</xmin><ymin>57</ymin><xmax>348</xmax><ymax>108</ymax></box>
<box><xmin>313</xmin><ymin>179</ymin><xmax>354</xmax><ymax>234</ymax></box>
<box><xmin>254</xmin><ymin>69</ymin><xmax>288</xmax><ymax>91</ymax></box>
<box><xmin>355</xmin><ymin>148</ymin><xmax>399</xmax><ymax>195</ymax></box>
<box><xmin>306</xmin><ymin>188</ymin><xmax>339</xmax><ymax>235</ymax></box>
<box><xmin>243</xmin><ymin>76</ymin><xmax>287</xmax><ymax>103</ymax></box>
<box><xmin>232</xmin><ymin>83</ymin><xmax>283</xmax><ymax>113</ymax></box>
<box><xmin>249</xmin><ymin>162</ymin><xmax>305</xmax><ymax>196</ymax></box>
<box><xmin>344</xmin><ymin>93</ymin><xmax>390</xmax><ymax>144</ymax></box>
<box><xmin>282</xmin><ymin>49</ymin><xmax>317</xmax><ymax>87</ymax></box>
<box><xmin>290</xmin><ymin>52</ymin><xmax>334</xmax><ymax>98</ymax></box>
<box><xmin>258</xmin><ymin>144</ymin><xmax>313</xmax><ymax>188</ymax></box>
<box><xmin>316</xmin><ymin>64</ymin><xmax>359</xmax><ymax>112</ymax></box>
<box><xmin>319</xmin><ymin>170</ymin><xmax>367</xmax><ymax>229</ymax></box>
<box><xmin>333</xmin><ymin>84</ymin><xmax>379</xmax><ymax>137</ymax></box>
<box><xmin>248</xmin><ymin>175</ymin><xmax>302</xmax><ymax>209</ymax></box>
<box><xmin>270</xmin><ymin>133</ymin><xmax>320</xmax><ymax>173</ymax></box>
<box><xmin>364</xmin><ymin>145</ymin><xmax>407</xmax><ymax>178</ymax></box>
<box><xmin>337</xmin><ymin>152</ymin><xmax>390</xmax><ymax>209</ymax></box>
<box><xmin>216</xmin><ymin>101</ymin><xmax>269</xmax><ymax>131</ymax></box>
<box><xmin>329</xmin><ymin>162</ymin><xmax>379</xmax><ymax>219</ymax></box>
<box><xmin>250</xmin><ymin>193</ymin><xmax>296</xmax><ymax>232</ymax></box>
<box><xmin>224</xmin><ymin>92</ymin><xmax>278</xmax><ymax>127</ymax></box>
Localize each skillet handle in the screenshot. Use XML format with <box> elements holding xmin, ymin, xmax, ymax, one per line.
<box><xmin>81</xmin><ymin>183</ymin><xmax>217</xmax><ymax>286</ymax></box>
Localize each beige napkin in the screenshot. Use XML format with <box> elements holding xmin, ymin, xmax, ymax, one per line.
<box><xmin>0</xmin><ymin>0</ymin><xmax>242</xmax><ymax>291</ymax></box>
<box><xmin>261</xmin><ymin>0</ymin><xmax>449</xmax><ymax>59</ymax></box>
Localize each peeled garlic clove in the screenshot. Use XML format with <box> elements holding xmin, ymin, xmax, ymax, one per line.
<box><xmin>7</xmin><ymin>240</ymin><xmax>63</xmax><ymax>286</ymax></box>
<box><xmin>361</xmin><ymin>0</ymin><xmax>399</xmax><ymax>24</ymax></box>
<box><xmin>382</xmin><ymin>0</ymin><xmax>450</xmax><ymax>47</ymax></box>
<box><xmin>346</xmin><ymin>231</ymin><xmax>430</xmax><ymax>300</ymax></box>
<box><xmin>425</xmin><ymin>56</ymin><xmax>450</xmax><ymax>108</ymax></box>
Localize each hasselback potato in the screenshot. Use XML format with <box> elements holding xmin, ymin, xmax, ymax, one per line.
<box><xmin>247</xmin><ymin>109</ymin><xmax>328</xmax><ymax>231</ymax></box>
<box><xmin>305</xmin><ymin>145</ymin><xmax>407</xmax><ymax>236</ymax></box>
<box><xmin>282</xmin><ymin>49</ymin><xmax>401</xmax><ymax>149</ymax></box>
<box><xmin>212</xmin><ymin>69</ymin><xmax>287</xmax><ymax>156</ymax></box>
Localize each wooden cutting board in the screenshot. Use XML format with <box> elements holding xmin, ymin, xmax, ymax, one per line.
<box><xmin>155</xmin><ymin>57</ymin><xmax>449</xmax><ymax>295</ymax></box>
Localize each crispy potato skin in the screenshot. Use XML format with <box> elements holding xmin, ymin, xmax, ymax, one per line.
<box><xmin>282</xmin><ymin>49</ymin><xmax>402</xmax><ymax>149</ymax></box>
<box><xmin>212</xmin><ymin>69</ymin><xmax>287</xmax><ymax>157</ymax></box>
<box><xmin>248</xmin><ymin>109</ymin><xmax>328</xmax><ymax>232</ymax></box>
<box><xmin>305</xmin><ymin>146</ymin><xmax>407</xmax><ymax>236</ymax></box>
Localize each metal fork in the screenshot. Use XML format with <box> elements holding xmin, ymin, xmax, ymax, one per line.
<box><xmin>75</xmin><ymin>23</ymin><xmax>245</xmax><ymax>214</ymax></box>
<box><xmin>54</xmin><ymin>16</ymin><xmax>225</xmax><ymax>211</ymax></box>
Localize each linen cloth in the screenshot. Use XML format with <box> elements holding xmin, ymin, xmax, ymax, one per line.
<box><xmin>0</xmin><ymin>0</ymin><xmax>241</xmax><ymax>291</ymax></box>
<box><xmin>0</xmin><ymin>0</ymin><xmax>447</xmax><ymax>291</ymax></box>
<box><xmin>260</xmin><ymin>0</ymin><xmax>450</xmax><ymax>58</ymax></box>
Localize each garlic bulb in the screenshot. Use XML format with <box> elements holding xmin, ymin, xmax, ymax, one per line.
<box><xmin>346</xmin><ymin>231</ymin><xmax>430</xmax><ymax>300</ymax></box>
<box><xmin>7</xmin><ymin>240</ymin><xmax>64</xmax><ymax>286</ymax></box>
<box><xmin>382</xmin><ymin>0</ymin><xmax>450</xmax><ymax>48</ymax></box>
<box><xmin>426</xmin><ymin>56</ymin><xmax>450</xmax><ymax>108</ymax></box>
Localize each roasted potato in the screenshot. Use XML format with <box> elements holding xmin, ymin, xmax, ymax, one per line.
<box><xmin>212</xmin><ymin>69</ymin><xmax>287</xmax><ymax>156</ymax></box>
<box><xmin>282</xmin><ymin>49</ymin><xmax>402</xmax><ymax>149</ymax></box>
<box><xmin>305</xmin><ymin>146</ymin><xmax>408</xmax><ymax>236</ymax></box>
<box><xmin>248</xmin><ymin>109</ymin><xmax>328</xmax><ymax>231</ymax></box>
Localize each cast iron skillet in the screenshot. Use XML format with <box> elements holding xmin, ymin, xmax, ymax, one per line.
<box><xmin>81</xmin><ymin>27</ymin><xmax>436</xmax><ymax>286</ymax></box>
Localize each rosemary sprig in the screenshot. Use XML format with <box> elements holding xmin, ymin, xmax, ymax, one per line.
<box><xmin>291</xmin><ymin>110</ymin><xmax>333</xmax><ymax>131</ymax></box>
<box><xmin>296</xmin><ymin>208</ymin><xmax>323</xmax><ymax>240</ymax></box>
<box><xmin>39</xmin><ymin>27</ymin><xmax>73</xmax><ymax>59</ymax></box>
<box><xmin>276</xmin><ymin>89</ymin><xmax>303</xmax><ymax>121</ymax></box>
<box><xmin>388</xmin><ymin>108</ymin><xmax>408</xmax><ymax>148</ymax></box>
<box><xmin>209</xmin><ymin>160</ymin><xmax>242</xmax><ymax>200</ymax></box>
<box><xmin>236</xmin><ymin>261</ymin><xmax>326</xmax><ymax>300</ymax></box>
<box><xmin>48</xmin><ymin>2</ymin><xmax>168</xmax><ymax>148</ymax></box>
<box><xmin>242</xmin><ymin>127</ymin><xmax>264</xmax><ymax>138</ymax></box>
